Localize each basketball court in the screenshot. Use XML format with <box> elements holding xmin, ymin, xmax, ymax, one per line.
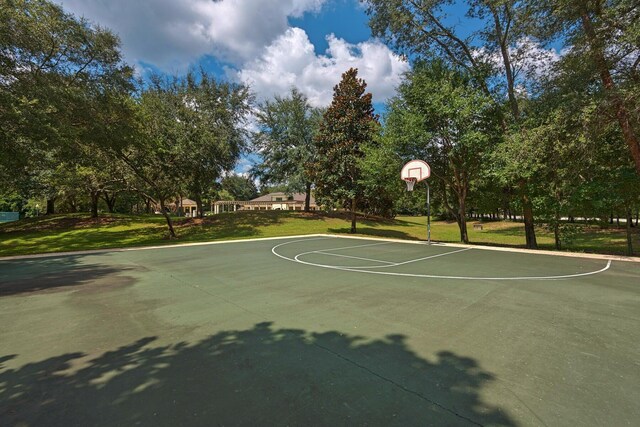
<box><xmin>1</xmin><ymin>234</ymin><xmax>639</xmax><ymax>426</ymax></box>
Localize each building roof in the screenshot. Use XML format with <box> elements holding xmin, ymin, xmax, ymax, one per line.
<box><xmin>250</xmin><ymin>192</ymin><xmax>315</xmax><ymax>203</ymax></box>
<box><xmin>165</xmin><ymin>198</ymin><xmax>198</xmax><ymax>207</ymax></box>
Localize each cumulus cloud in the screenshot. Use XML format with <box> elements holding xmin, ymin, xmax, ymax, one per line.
<box><xmin>234</xmin><ymin>28</ymin><xmax>410</xmax><ymax>107</ymax></box>
<box><xmin>57</xmin><ymin>0</ymin><xmax>408</xmax><ymax>106</ymax></box>
<box><xmin>57</xmin><ymin>0</ymin><xmax>326</xmax><ymax>70</ymax></box>
<box><xmin>475</xmin><ymin>37</ymin><xmax>561</xmax><ymax>81</ymax></box>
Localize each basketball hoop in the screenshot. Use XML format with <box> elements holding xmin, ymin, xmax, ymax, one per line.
<box><xmin>400</xmin><ymin>159</ymin><xmax>430</xmax><ymax>188</ymax></box>
<box><xmin>404</xmin><ymin>177</ymin><xmax>417</xmax><ymax>192</ymax></box>
<box><xmin>401</xmin><ymin>159</ymin><xmax>432</xmax><ymax>244</ymax></box>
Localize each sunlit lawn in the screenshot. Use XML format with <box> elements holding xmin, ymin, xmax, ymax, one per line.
<box><xmin>0</xmin><ymin>211</ymin><xmax>637</xmax><ymax>257</ymax></box>
<box><xmin>391</xmin><ymin>216</ymin><xmax>639</xmax><ymax>255</ymax></box>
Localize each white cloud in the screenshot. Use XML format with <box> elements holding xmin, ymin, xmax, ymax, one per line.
<box><xmin>57</xmin><ymin>0</ymin><xmax>327</xmax><ymax>70</ymax></box>
<box><xmin>56</xmin><ymin>0</ymin><xmax>408</xmax><ymax>106</ymax></box>
<box><xmin>474</xmin><ymin>37</ymin><xmax>561</xmax><ymax>82</ymax></box>
<box><xmin>234</xmin><ymin>28</ymin><xmax>410</xmax><ymax>107</ymax></box>
<box><xmin>510</xmin><ymin>38</ymin><xmax>561</xmax><ymax>80</ymax></box>
<box><xmin>235</xmin><ymin>157</ymin><xmax>254</xmax><ymax>174</ymax></box>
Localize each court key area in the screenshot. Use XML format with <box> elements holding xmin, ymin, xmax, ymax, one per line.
<box><xmin>1</xmin><ymin>235</ymin><xmax>639</xmax><ymax>426</ymax></box>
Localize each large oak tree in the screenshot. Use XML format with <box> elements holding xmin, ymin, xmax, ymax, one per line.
<box><xmin>252</xmin><ymin>88</ymin><xmax>322</xmax><ymax>211</ymax></box>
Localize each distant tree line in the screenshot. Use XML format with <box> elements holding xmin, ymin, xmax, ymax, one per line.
<box><xmin>1</xmin><ymin>0</ymin><xmax>638</xmax><ymax>253</ymax></box>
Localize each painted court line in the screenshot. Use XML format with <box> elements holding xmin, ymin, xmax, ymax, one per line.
<box><xmin>271</xmin><ymin>238</ymin><xmax>613</xmax><ymax>281</ymax></box>
<box><xmin>382</xmin><ymin>247</ymin><xmax>473</xmax><ymax>268</ymax></box>
<box><xmin>3</xmin><ymin>233</ymin><xmax>637</xmax><ymax>263</ymax></box>
<box><xmin>315</xmin><ymin>241</ymin><xmax>393</xmax><ymax>252</ymax></box>
<box><xmin>0</xmin><ymin>234</ymin><xmax>333</xmax><ymax>261</ymax></box>
<box><xmin>292</xmin><ymin>241</ymin><xmax>396</xmax><ymax>268</ymax></box>
<box><xmin>310</xmin><ymin>241</ymin><xmax>396</xmax><ymax>263</ymax></box>
<box><xmin>306</xmin><ymin>247</ymin><xmax>473</xmax><ymax>270</ymax></box>
<box><xmin>312</xmin><ymin>251</ymin><xmax>397</xmax><ymax>265</ymax></box>
<box><xmin>327</xmin><ymin>234</ymin><xmax>640</xmax><ymax>263</ymax></box>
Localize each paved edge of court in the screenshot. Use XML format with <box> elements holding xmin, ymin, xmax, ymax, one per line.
<box><xmin>1</xmin><ymin>233</ymin><xmax>638</xmax><ymax>263</ymax></box>
<box><xmin>0</xmin><ymin>234</ymin><xmax>331</xmax><ymax>261</ymax></box>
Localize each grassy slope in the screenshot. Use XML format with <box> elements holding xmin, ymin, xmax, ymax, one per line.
<box><xmin>0</xmin><ymin>211</ymin><xmax>638</xmax><ymax>257</ymax></box>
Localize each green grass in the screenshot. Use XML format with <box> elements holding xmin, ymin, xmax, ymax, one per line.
<box><xmin>0</xmin><ymin>211</ymin><xmax>638</xmax><ymax>257</ymax></box>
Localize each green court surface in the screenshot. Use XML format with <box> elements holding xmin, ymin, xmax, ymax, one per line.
<box><xmin>1</xmin><ymin>235</ymin><xmax>639</xmax><ymax>426</ymax></box>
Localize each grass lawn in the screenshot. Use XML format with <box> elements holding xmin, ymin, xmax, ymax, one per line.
<box><xmin>0</xmin><ymin>211</ymin><xmax>638</xmax><ymax>257</ymax></box>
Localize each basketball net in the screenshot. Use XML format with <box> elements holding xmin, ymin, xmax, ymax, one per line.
<box><xmin>404</xmin><ymin>177</ymin><xmax>416</xmax><ymax>192</ymax></box>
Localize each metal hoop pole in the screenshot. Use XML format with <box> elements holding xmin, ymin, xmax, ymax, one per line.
<box><xmin>426</xmin><ymin>182</ymin><xmax>431</xmax><ymax>244</ymax></box>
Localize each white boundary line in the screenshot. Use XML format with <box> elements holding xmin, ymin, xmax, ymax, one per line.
<box><xmin>298</xmin><ymin>247</ymin><xmax>472</xmax><ymax>270</ymax></box>
<box><xmin>315</xmin><ymin>241</ymin><xmax>393</xmax><ymax>253</ymax></box>
<box><xmin>313</xmin><ymin>252</ymin><xmax>397</xmax><ymax>265</ymax></box>
<box><xmin>293</xmin><ymin>241</ymin><xmax>396</xmax><ymax>268</ymax></box>
<box><xmin>0</xmin><ymin>234</ymin><xmax>332</xmax><ymax>261</ymax></box>
<box><xmin>1</xmin><ymin>232</ymin><xmax>637</xmax><ymax>263</ymax></box>
<box><xmin>271</xmin><ymin>238</ymin><xmax>613</xmax><ymax>281</ymax></box>
<box><xmin>322</xmin><ymin>234</ymin><xmax>640</xmax><ymax>263</ymax></box>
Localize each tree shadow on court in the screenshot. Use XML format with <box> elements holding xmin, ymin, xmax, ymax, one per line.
<box><xmin>0</xmin><ymin>255</ymin><xmax>138</xmax><ymax>296</ymax></box>
<box><xmin>0</xmin><ymin>322</ymin><xmax>515</xmax><ymax>426</ymax></box>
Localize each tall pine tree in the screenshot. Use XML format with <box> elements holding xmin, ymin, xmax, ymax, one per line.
<box><xmin>314</xmin><ymin>68</ymin><xmax>378</xmax><ymax>233</ymax></box>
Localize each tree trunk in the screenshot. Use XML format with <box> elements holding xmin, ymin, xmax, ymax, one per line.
<box><xmin>522</xmin><ymin>193</ymin><xmax>537</xmax><ymax>249</ymax></box>
<box><xmin>194</xmin><ymin>194</ymin><xmax>204</xmax><ymax>219</ymax></box>
<box><xmin>554</xmin><ymin>212</ymin><xmax>561</xmax><ymax>250</ymax></box>
<box><xmin>492</xmin><ymin>3</ymin><xmax>542</xmax><ymax>248</ymax></box>
<box><xmin>68</xmin><ymin>198</ymin><xmax>77</xmax><ymax>213</ymax></box>
<box><xmin>610</xmin><ymin>212</ymin><xmax>614</xmax><ymax>224</ymax></box>
<box><xmin>90</xmin><ymin>191</ymin><xmax>99</xmax><ymax>218</ymax></box>
<box><xmin>580</xmin><ymin>12</ymin><xmax>640</xmax><ymax>175</ymax></box>
<box><xmin>102</xmin><ymin>191</ymin><xmax>117</xmax><ymax>213</ymax></box>
<box><xmin>616</xmin><ymin>216</ymin><xmax>620</xmax><ymax>227</ymax></box>
<box><xmin>350</xmin><ymin>198</ymin><xmax>357</xmax><ymax>233</ymax></box>
<box><xmin>145</xmin><ymin>198</ymin><xmax>152</xmax><ymax>214</ymax></box>
<box><xmin>159</xmin><ymin>199</ymin><xmax>177</xmax><ymax>239</ymax></box>
<box><xmin>46</xmin><ymin>198</ymin><xmax>55</xmax><ymax>215</ymax></box>
<box><xmin>441</xmin><ymin>182</ymin><xmax>462</xmax><ymax>234</ymax></box>
<box><xmin>304</xmin><ymin>182</ymin><xmax>312</xmax><ymax>212</ymax></box>
<box><xmin>489</xmin><ymin>5</ymin><xmax>519</xmax><ymax>120</ymax></box>
<box><xmin>458</xmin><ymin>193</ymin><xmax>469</xmax><ymax>243</ymax></box>
<box><xmin>626</xmin><ymin>209</ymin><xmax>633</xmax><ymax>256</ymax></box>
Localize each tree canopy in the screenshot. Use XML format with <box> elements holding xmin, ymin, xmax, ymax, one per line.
<box><xmin>1</xmin><ymin>0</ymin><xmax>638</xmax><ymax>254</ymax></box>
<box><xmin>252</xmin><ymin>88</ymin><xmax>321</xmax><ymax>211</ymax></box>
<box><xmin>314</xmin><ymin>68</ymin><xmax>378</xmax><ymax>233</ymax></box>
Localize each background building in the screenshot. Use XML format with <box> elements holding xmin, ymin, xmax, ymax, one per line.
<box><xmin>213</xmin><ymin>192</ymin><xmax>317</xmax><ymax>214</ymax></box>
